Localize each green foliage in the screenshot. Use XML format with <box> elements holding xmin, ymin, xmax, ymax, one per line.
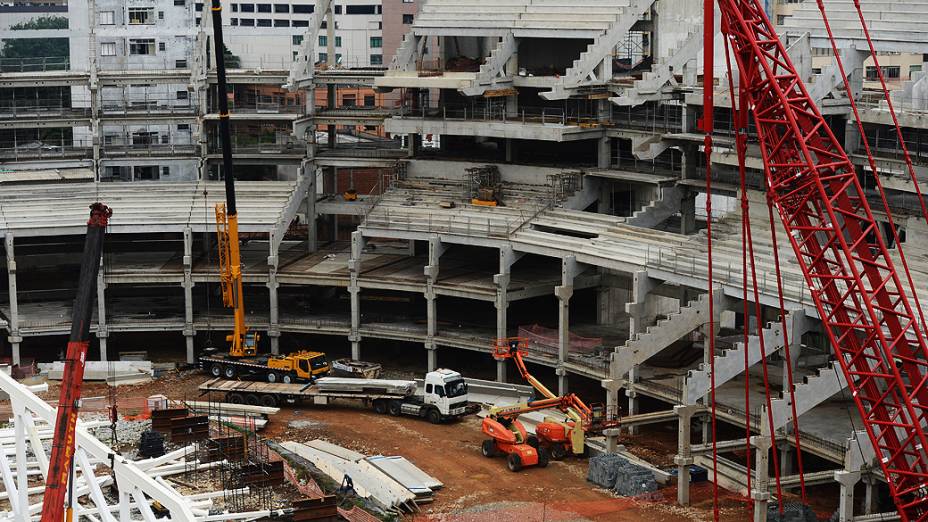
<box><xmin>2</xmin><ymin>17</ymin><xmax>69</xmax><ymax>60</ymax></box>
<box><xmin>223</xmin><ymin>44</ymin><xmax>241</xmax><ymax>68</ymax></box>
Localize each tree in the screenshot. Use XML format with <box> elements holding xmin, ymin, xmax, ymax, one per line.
<box><xmin>223</xmin><ymin>44</ymin><xmax>241</xmax><ymax>68</ymax></box>
<box><xmin>1</xmin><ymin>16</ymin><xmax>69</xmax><ymax>60</ymax></box>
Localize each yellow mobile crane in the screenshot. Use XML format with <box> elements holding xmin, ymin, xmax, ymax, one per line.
<box><xmin>199</xmin><ymin>0</ymin><xmax>327</xmax><ymax>384</ymax></box>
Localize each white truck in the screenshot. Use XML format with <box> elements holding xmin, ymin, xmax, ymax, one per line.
<box><xmin>198</xmin><ymin>368</ymin><xmax>478</xmax><ymax>424</ymax></box>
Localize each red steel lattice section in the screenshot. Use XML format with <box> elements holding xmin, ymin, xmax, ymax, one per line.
<box><xmin>718</xmin><ymin>0</ymin><xmax>928</xmax><ymax>518</ymax></box>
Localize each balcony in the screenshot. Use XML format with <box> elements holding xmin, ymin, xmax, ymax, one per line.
<box><xmin>0</xmin><ymin>141</ymin><xmax>93</xmax><ymax>161</ymax></box>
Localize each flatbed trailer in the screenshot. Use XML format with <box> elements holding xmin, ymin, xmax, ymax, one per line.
<box><xmin>198</xmin><ymin>377</ymin><xmax>479</xmax><ymax>423</ymax></box>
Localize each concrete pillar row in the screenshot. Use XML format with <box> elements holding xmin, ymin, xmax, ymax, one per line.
<box><xmin>674</xmin><ymin>405</ymin><xmax>699</xmax><ymax>506</ymax></box>
<box><xmin>267</xmin><ymin>239</ymin><xmax>281</xmax><ymax>355</ymax></box>
<box><xmin>834</xmin><ymin>470</ymin><xmax>861</xmax><ymax>522</ymax></box>
<box><xmin>494</xmin><ymin>246</ymin><xmax>522</xmax><ymax>383</ymax></box>
<box><xmin>182</xmin><ymin>227</ymin><xmax>196</xmax><ymax>364</ymax></box>
<box><xmin>96</xmin><ymin>259</ymin><xmax>108</xmax><ymax>361</ymax></box>
<box><xmin>751</xmin><ymin>413</ymin><xmax>774</xmax><ymax>522</ymax></box>
<box><xmin>5</xmin><ymin>235</ymin><xmax>21</xmax><ymax>366</ymax></box>
<box><xmin>623</xmin><ymin>270</ymin><xmax>656</xmax><ymax>435</ymax></box>
<box><xmin>424</xmin><ymin>236</ymin><xmax>445</xmax><ymax>372</ymax></box>
<box><xmin>348</xmin><ymin>231</ymin><xmax>365</xmax><ymax>360</ymax></box>
<box><xmin>556</xmin><ymin>256</ymin><xmax>580</xmax><ymax>396</ymax></box>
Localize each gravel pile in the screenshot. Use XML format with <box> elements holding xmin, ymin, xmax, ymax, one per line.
<box><xmin>587</xmin><ymin>453</ymin><xmax>659</xmax><ymax>498</ymax></box>
<box><xmin>767</xmin><ymin>501</ymin><xmax>817</xmax><ymax>522</ymax></box>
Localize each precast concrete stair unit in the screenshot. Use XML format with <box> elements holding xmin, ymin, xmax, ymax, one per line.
<box><xmin>771</xmin><ymin>361</ymin><xmax>848</xmax><ymax>431</ymax></box>
<box><xmin>625</xmin><ymin>184</ymin><xmax>682</xmax><ymax>228</ymax></box>
<box><xmin>415</xmin><ymin>0</ymin><xmax>632</xmax><ymax>36</ymax></box>
<box><xmin>610</xmin><ymin>292</ymin><xmax>712</xmax><ymax>380</ymax></box>
<box><xmin>611</xmin><ymin>27</ymin><xmax>706</xmax><ymax>107</ymax></box>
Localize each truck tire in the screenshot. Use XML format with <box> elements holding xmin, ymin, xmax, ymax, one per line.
<box><xmin>223</xmin><ymin>365</ymin><xmax>237</xmax><ymax>379</ymax></box>
<box><xmin>210</xmin><ymin>364</ymin><xmax>223</xmax><ymax>378</ymax></box>
<box><xmin>373</xmin><ymin>400</ymin><xmax>388</xmax><ymax>414</ymax></box>
<box><xmin>507</xmin><ymin>453</ymin><xmax>522</xmax><ymax>472</ymax></box>
<box><xmin>228</xmin><ymin>393</ymin><xmax>244</xmax><ymax>404</ymax></box>
<box><xmin>388</xmin><ymin>400</ymin><xmax>402</xmax><ymax>416</ymax></box>
<box><xmin>245</xmin><ymin>394</ymin><xmax>260</xmax><ymax>406</ymax></box>
<box><xmin>537</xmin><ymin>447</ymin><xmax>550</xmax><ymax>468</ymax></box>
<box><xmin>260</xmin><ymin>394</ymin><xmax>278</xmax><ymax>408</ymax></box>
<box><xmin>282</xmin><ymin>373</ymin><xmax>294</xmax><ymax>384</ymax></box>
<box><xmin>426</xmin><ymin>408</ymin><xmax>442</xmax><ymax>425</ymax></box>
<box><xmin>481</xmin><ymin>439</ymin><xmax>497</xmax><ymax>458</ymax></box>
<box><xmin>267</xmin><ymin>372</ymin><xmax>279</xmax><ymax>383</ymax></box>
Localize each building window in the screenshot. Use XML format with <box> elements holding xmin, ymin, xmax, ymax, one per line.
<box><xmin>174</xmin><ymin>0</ymin><xmax>186</xmax><ymax>5</ymax></box>
<box><xmin>292</xmin><ymin>35</ymin><xmax>303</xmax><ymax>45</ymax></box>
<box><xmin>162</xmin><ymin>167</ymin><xmax>171</xmax><ymax>177</ymax></box>
<box><xmin>370</xmin><ymin>37</ymin><xmax>382</xmax><ymax>48</ymax></box>
<box><xmin>99</xmin><ymin>10</ymin><xmax>115</xmax><ymax>25</ymax></box>
<box><xmin>158</xmin><ymin>42</ymin><xmax>166</xmax><ymax>51</ymax></box>
<box><xmin>335</xmin><ymin>36</ymin><xmax>342</xmax><ymax>47</ymax></box>
<box><xmin>177</xmin><ymin>90</ymin><xmax>188</xmax><ymax>100</ymax></box>
<box><xmin>364</xmin><ymin>95</ymin><xmax>375</xmax><ymax>106</ymax></box>
<box><xmin>232</xmin><ymin>3</ymin><xmax>238</xmax><ymax>11</ymax></box>
<box><xmin>334</xmin><ymin>5</ymin><xmax>342</xmax><ymax>13</ymax></box>
<box><xmin>402</xmin><ymin>14</ymin><xmax>414</xmax><ymax>24</ymax></box>
<box><xmin>866</xmin><ymin>65</ymin><xmax>901</xmax><ymax>81</ymax></box>
<box><xmin>195</xmin><ymin>3</ymin><xmax>203</xmax><ymax>11</ymax></box>
<box><xmin>293</xmin><ymin>19</ymin><xmax>308</xmax><ymax>26</ymax></box>
<box><xmin>240</xmin><ymin>3</ymin><xmax>254</xmax><ymax>12</ymax></box>
<box><xmin>370</xmin><ymin>54</ymin><xmax>382</xmax><ymax>65</ymax></box>
<box><xmin>336</xmin><ymin>53</ymin><xmax>342</xmax><ymax>64</ymax></box>
<box><xmin>240</xmin><ymin>18</ymin><xmax>254</xmax><ymax>26</ymax></box>
<box><xmin>129</xmin><ymin>38</ymin><xmax>156</xmax><ymax>55</ymax></box>
<box><xmin>257</xmin><ymin>3</ymin><xmax>271</xmax><ymax>12</ymax></box>
<box><xmin>177</xmin><ymin>124</ymin><xmax>191</xmax><ymax>131</ymax></box>
<box><xmin>403</xmin><ymin>0</ymin><xmax>414</xmax><ymax>3</ymax></box>
<box><xmin>231</xmin><ymin>18</ymin><xmax>238</xmax><ymax>25</ymax></box>
<box><xmin>257</xmin><ymin>18</ymin><xmax>271</xmax><ymax>26</ymax></box>
<box><xmin>319</xmin><ymin>52</ymin><xmax>327</xmax><ymax>62</ymax></box>
<box><xmin>346</xmin><ymin>5</ymin><xmax>376</xmax><ymax>14</ymax></box>
<box><xmin>274</xmin><ymin>3</ymin><xmax>289</xmax><ymax>12</ymax></box>
<box><xmin>342</xmin><ymin>94</ymin><xmax>356</xmax><ymax>107</ymax></box>
<box><xmin>293</xmin><ymin>4</ymin><xmax>313</xmax><ymax>13</ymax></box>
<box><xmin>195</xmin><ymin>17</ymin><xmax>201</xmax><ymax>25</ymax></box>
<box><xmin>274</xmin><ymin>19</ymin><xmax>289</xmax><ymax>26</ymax></box>
<box><xmin>319</xmin><ymin>35</ymin><xmax>327</xmax><ymax>46</ymax></box>
<box><xmin>175</xmin><ymin>59</ymin><xmax>188</xmax><ymax>68</ymax></box>
<box><xmin>100</xmin><ymin>42</ymin><xmax>116</xmax><ymax>56</ymax></box>
<box><xmin>911</xmin><ymin>64</ymin><xmax>923</xmax><ymax>78</ymax></box>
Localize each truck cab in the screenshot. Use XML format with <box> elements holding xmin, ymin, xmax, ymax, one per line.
<box><xmin>422</xmin><ymin>369</ymin><xmax>471</xmax><ymax>417</ymax></box>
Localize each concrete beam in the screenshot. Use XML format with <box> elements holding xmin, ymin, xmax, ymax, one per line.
<box><xmin>5</xmin><ymin>235</ymin><xmax>20</xmax><ymax>365</ymax></box>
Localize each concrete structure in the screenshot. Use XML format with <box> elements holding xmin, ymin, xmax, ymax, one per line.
<box><xmin>5</xmin><ymin>0</ymin><xmax>928</xmax><ymax>519</ymax></box>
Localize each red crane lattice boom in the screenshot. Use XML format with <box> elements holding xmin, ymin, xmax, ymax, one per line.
<box><xmin>717</xmin><ymin>0</ymin><xmax>928</xmax><ymax>518</ymax></box>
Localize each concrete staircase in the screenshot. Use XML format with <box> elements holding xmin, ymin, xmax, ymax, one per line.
<box><xmin>611</xmin><ymin>28</ymin><xmax>704</xmax><ymax>107</ymax></box>
<box><xmin>625</xmin><ymin>184</ymin><xmax>681</xmax><ymax>229</ymax></box>
<box><xmin>390</xmin><ymin>32</ymin><xmax>418</xmax><ymax>71</ymax></box>
<box><xmin>684</xmin><ymin>311</ymin><xmax>809</xmax><ymax>405</ymax></box>
<box><xmin>771</xmin><ymin>360</ymin><xmax>848</xmax><ymax>431</ymax></box>
<box><xmin>544</xmin><ymin>0</ymin><xmax>655</xmax><ymax>98</ymax></box>
<box><xmin>462</xmin><ymin>33</ymin><xmax>516</xmax><ymax>96</ymax></box>
<box><xmin>610</xmin><ymin>291</ymin><xmax>713</xmax><ymax>380</ymax></box>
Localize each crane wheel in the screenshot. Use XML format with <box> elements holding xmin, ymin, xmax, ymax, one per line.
<box><xmin>537</xmin><ymin>447</ymin><xmax>550</xmax><ymax>468</ymax></box>
<box><xmin>507</xmin><ymin>453</ymin><xmax>523</xmax><ymax>472</ymax></box>
<box><xmin>481</xmin><ymin>439</ymin><xmax>497</xmax><ymax>458</ymax></box>
<box><xmin>388</xmin><ymin>400</ymin><xmax>402</xmax><ymax>416</ymax></box>
<box><xmin>228</xmin><ymin>393</ymin><xmax>245</xmax><ymax>404</ymax></box>
<box><xmin>210</xmin><ymin>364</ymin><xmax>223</xmax><ymax>378</ymax></box>
<box><xmin>267</xmin><ymin>372</ymin><xmax>279</xmax><ymax>383</ymax></box>
<box><xmin>373</xmin><ymin>400</ymin><xmax>388</xmax><ymax>414</ymax></box>
<box><xmin>223</xmin><ymin>365</ymin><xmax>237</xmax><ymax>379</ymax></box>
<box><xmin>551</xmin><ymin>444</ymin><xmax>568</xmax><ymax>460</ymax></box>
<box><xmin>245</xmin><ymin>394</ymin><xmax>260</xmax><ymax>406</ymax></box>
<box><xmin>526</xmin><ymin>434</ymin><xmax>539</xmax><ymax>449</ymax></box>
<box><xmin>426</xmin><ymin>408</ymin><xmax>442</xmax><ymax>424</ymax></box>
<box><xmin>282</xmin><ymin>373</ymin><xmax>294</xmax><ymax>384</ymax></box>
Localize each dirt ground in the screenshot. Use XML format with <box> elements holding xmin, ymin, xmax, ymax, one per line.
<box><xmin>44</xmin><ymin>371</ymin><xmax>763</xmax><ymax>521</ymax></box>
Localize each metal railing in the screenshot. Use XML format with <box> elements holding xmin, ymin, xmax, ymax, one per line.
<box><xmin>0</xmin><ymin>99</ymin><xmax>91</xmax><ymax>118</ymax></box>
<box><xmin>102</xmin><ymin>98</ymin><xmax>198</xmax><ymax>115</ymax></box>
<box><xmin>0</xmin><ymin>56</ymin><xmax>70</xmax><ymax>72</ymax></box>
<box><xmin>396</xmin><ymin>104</ymin><xmax>599</xmax><ymax>127</ymax></box>
<box><xmin>102</xmin><ymin>143</ymin><xmax>198</xmax><ymax>157</ymax></box>
<box><xmin>0</xmin><ymin>142</ymin><xmax>93</xmax><ymax>160</ymax></box>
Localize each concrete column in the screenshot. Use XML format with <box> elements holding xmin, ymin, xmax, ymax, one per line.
<box><xmin>267</xmin><ymin>241</ymin><xmax>280</xmax><ymax>355</ymax></box>
<box><xmin>424</xmin><ymin>236</ymin><xmax>445</xmax><ymax>372</ymax></box>
<box><xmin>96</xmin><ymin>260</ymin><xmax>108</xmax><ymax>361</ymax></box>
<box><xmin>779</xmin><ymin>444</ymin><xmax>793</xmax><ymax>477</ymax></box>
<box><xmin>863</xmin><ymin>475</ymin><xmax>878</xmax><ymax>515</ymax></box>
<box><xmin>326</xmin><ymin>85</ymin><xmax>337</xmax><ymax>148</ymax></box>
<box><xmin>681</xmin><ymin>144</ymin><xmax>698</xmax><ymax>181</ymax></box>
<box><xmin>834</xmin><ymin>470</ymin><xmax>861</xmax><ymax>522</ymax></box>
<box><xmin>555</xmin><ymin>256</ymin><xmax>579</xmax><ymax>395</ymax></box>
<box><xmin>505</xmin><ymin>139</ymin><xmax>513</xmax><ymax>162</ymax></box>
<box><xmin>602</xmin><ymin>378</ymin><xmax>622</xmax><ymax>448</ymax></box>
<box><xmin>751</xmin><ymin>415</ymin><xmax>773</xmax><ymax>522</ymax></box>
<box><xmin>182</xmin><ymin>227</ymin><xmax>196</xmax><ymax>364</ymax></box>
<box><xmin>494</xmin><ymin>246</ymin><xmax>521</xmax><ymax>382</ymax></box>
<box><xmin>305</xmin><ymin>163</ymin><xmax>318</xmax><ymax>253</ymax></box>
<box><xmin>4</xmin><ymin>235</ymin><xmax>21</xmax><ymax>365</ymax></box>
<box><xmin>408</xmin><ymin>133</ymin><xmax>420</xmax><ymax>157</ymax></box>
<box><xmin>348</xmin><ymin>231</ymin><xmax>365</xmax><ymax>360</ymax></box>
<box><xmin>624</xmin><ymin>270</ymin><xmax>656</xmax><ymax>435</ymax></box>
<box><xmin>680</xmin><ymin>186</ymin><xmax>697</xmax><ymax>235</ymax></box>
<box><xmin>674</xmin><ymin>405</ymin><xmax>698</xmax><ymax>506</ymax></box>
<box><xmin>597</xmin><ymin>136</ymin><xmax>611</xmax><ymax>169</ymax></box>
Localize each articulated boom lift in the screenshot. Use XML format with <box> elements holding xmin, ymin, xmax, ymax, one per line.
<box><xmin>719</xmin><ymin>0</ymin><xmax>928</xmax><ymax>518</ymax></box>
<box><xmin>40</xmin><ymin>203</ymin><xmax>112</xmax><ymax>522</ymax></box>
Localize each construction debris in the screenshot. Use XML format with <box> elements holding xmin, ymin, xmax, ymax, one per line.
<box><xmin>139</xmin><ymin>430</ymin><xmax>166</xmax><ymax>458</ymax></box>
<box><xmin>330</xmin><ymin>358</ymin><xmax>383</xmax><ymax>379</ymax></box>
<box><xmin>768</xmin><ymin>502</ymin><xmax>818</xmax><ymax>522</ymax></box>
<box><xmin>40</xmin><ymin>360</ymin><xmax>153</xmax><ymax>385</ymax></box>
<box><xmin>587</xmin><ymin>453</ymin><xmax>659</xmax><ymax>498</ymax></box>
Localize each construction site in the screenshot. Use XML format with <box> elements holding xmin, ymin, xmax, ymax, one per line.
<box><xmin>3</xmin><ymin>0</ymin><xmax>928</xmax><ymax>520</ymax></box>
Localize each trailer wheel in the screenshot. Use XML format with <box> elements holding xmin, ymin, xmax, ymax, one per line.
<box><xmin>373</xmin><ymin>400</ymin><xmax>388</xmax><ymax>414</ymax></box>
<box><xmin>210</xmin><ymin>364</ymin><xmax>223</xmax><ymax>378</ymax></box>
<box><xmin>537</xmin><ymin>447</ymin><xmax>550</xmax><ymax>468</ymax></box>
<box><xmin>228</xmin><ymin>393</ymin><xmax>244</xmax><ymax>404</ymax></box>
<box><xmin>481</xmin><ymin>439</ymin><xmax>497</xmax><ymax>458</ymax></box>
<box><xmin>223</xmin><ymin>365</ymin><xmax>237</xmax><ymax>379</ymax></box>
<box><xmin>388</xmin><ymin>400</ymin><xmax>402</xmax><ymax>416</ymax></box>
<box><xmin>426</xmin><ymin>408</ymin><xmax>442</xmax><ymax>425</ymax></box>
<box><xmin>507</xmin><ymin>453</ymin><xmax>522</xmax><ymax>472</ymax></box>
<box><xmin>282</xmin><ymin>373</ymin><xmax>294</xmax><ymax>384</ymax></box>
<box><xmin>245</xmin><ymin>394</ymin><xmax>260</xmax><ymax>406</ymax></box>
<box><xmin>267</xmin><ymin>372</ymin><xmax>279</xmax><ymax>383</ymax></box>
<box><xmin>260</xmin><ymin>394</ymin><xmax>278</xmax><ymax>408</ymax></box>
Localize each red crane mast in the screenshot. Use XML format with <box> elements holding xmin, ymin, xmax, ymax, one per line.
<box><xmin>717</xmin><ymin>0</ymin><xmax>928</xmax><ymax>518</ymax></box>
